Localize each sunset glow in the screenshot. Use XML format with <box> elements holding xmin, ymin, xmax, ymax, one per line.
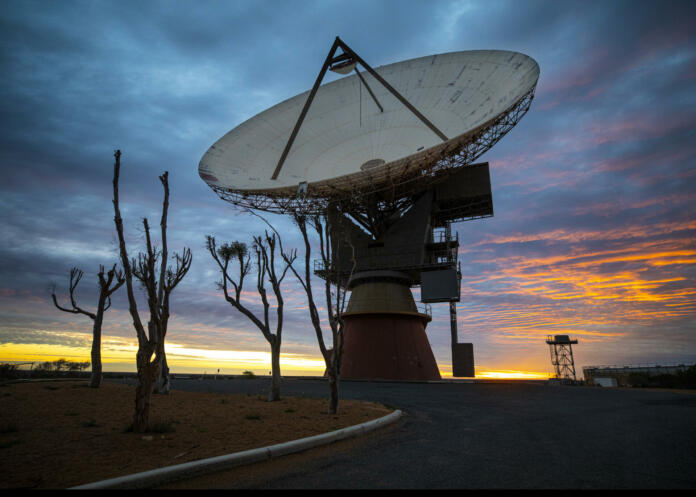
<box><xmin>0</xmin><ymin>340</ymin><xmax>327</xmax><ymax>376</ymax></box>
<box><xmin>2</xmin><ymin>339</ymin><xmax>554</xmax><ymax>380</ymax></box>
<box><xmin>474</xmin><ymin>370</ymin><xmax>553</xmax><ymax>380</ymax></box>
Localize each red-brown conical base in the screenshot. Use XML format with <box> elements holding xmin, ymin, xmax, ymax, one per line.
<box><xmin>341</xmin><ymin>313</ymin><xmax>441</xmax><ymax>381</ymax></box>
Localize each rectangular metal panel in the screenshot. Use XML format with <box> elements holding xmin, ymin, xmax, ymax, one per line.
<box><xmin>436</xmin><ymin>162</ymin><xmax>491</xmax><ymax>200</ymax></box>
<box><xmin>433</xmin><ymin>162</ymin><xmax>493</xmax><ymax>223</ymax></box>
<box><xmin>452</xmin><ymin>343</ymin><xmax>475</xmax><ymax>377</ymax></box>
<box><xmin>421</xmin><ymin>268</ymin><xmax>460</xmax><ymax>303</ymax></box>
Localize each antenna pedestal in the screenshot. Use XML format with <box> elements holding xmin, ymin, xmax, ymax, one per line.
<box><xmin>340</xmin><ymin>271</ymin><xmax>441</xmax><ymax>380</ymax></box>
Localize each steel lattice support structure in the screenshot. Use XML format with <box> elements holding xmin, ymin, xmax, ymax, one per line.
<box><xmin>546</xmin><ymin>335</ymin><xmax>579</xmax><ymax>381</ymax></box>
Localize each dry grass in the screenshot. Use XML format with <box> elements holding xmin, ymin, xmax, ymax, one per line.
<box><xmin>0</xmin><ymin>380</ymin><xmax>391</xmax><ymax>489</ymax></box>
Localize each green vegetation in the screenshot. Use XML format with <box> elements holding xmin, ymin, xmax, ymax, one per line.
<box><xmin>241</xmin><ymin>370</ymin><xmax>256</xmax><ymax>379</ymax></box>
<box><xmin>34</xmin><ymin>359</ymin><xmax>90</xmax><ymax>373</ymax></box>
<box><xmin>0</xmin><ymin>359</ymin><xmax>90</xmax><ymax>380</ymax></box>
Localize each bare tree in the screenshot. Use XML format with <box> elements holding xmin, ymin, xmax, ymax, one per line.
<box><xmin>286</xmin><ymin>211</ymin><xmax>354</xmax><ymax>414</ymax></box>
<box><xmin>131</xmin><ymin>216</ymin><xmax>191</xmax><ymax>395</ymax></box>
<box><xmin>206</xmin><ymin>230</ymin><xmax>296</xmax><ymax>401</ymax></box>
<box><xmin>112</xmin><ymin>150</ymin><xmax>193</xmax><ymax>432</ymax></box>
<box><xmin>52</xmin><ymin>265</ymin><xmax>125</xmax><ymax>388</ymax></box>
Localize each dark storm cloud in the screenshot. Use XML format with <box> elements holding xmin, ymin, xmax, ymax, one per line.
<box><xmin>0</xmin><ymin>328</ymin><xmax>92</xmax><ymax>348</ymax></box>
<box><xmin>0</xmin><ymin>0</ymin><xmax>443</xmax><ymax>195</ymax></box>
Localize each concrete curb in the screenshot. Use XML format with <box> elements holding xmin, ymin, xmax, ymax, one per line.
<box><xmin>70</xmin><ymin>409</ymin><xmax>403</xmax><ymax>489</ymax></box>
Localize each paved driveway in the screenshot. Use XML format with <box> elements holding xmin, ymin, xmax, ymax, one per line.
<box><xmin>157</xmin><ymin>377</ymin><xmax>696</xmax><ymax>488</ymax></box>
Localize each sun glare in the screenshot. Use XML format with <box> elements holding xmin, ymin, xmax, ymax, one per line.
<box><xmin>0</xmin><ymin>341</ymin><xmax>327</xmax><ymax>375</ymax></box>
<box><xmin>475</xmin><ymin>370</ymin><xmax>553</xmax><ymax>380</ymax></box>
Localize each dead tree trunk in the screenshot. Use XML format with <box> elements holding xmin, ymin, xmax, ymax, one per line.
<box><xmin>287</xmin><ymin>211</ymin><xmax>354</xmax><ymax>414</ymax></box>
<box><xmin>269</xmin><ymin>336</ymin><xmax>281</xmax><ymax>401</ymax></box>
<box><xmin>90</xmin><ymin>293</ymin><xmax>107</xmax><ymax>387</ymax></box>
<box><xmin>52</xmin><ymin>265</ymin><xmax>124</xmax><ymax>388</ymax></box>
<box><xmin>207</xmin><ymin>229</ymin><xmax>296</xmax><ymax>402</ymax></box>
<box><xmin>134</xmin><ymin>345</ymin><xmax>159</xmax><ymax>429</ymax></box>
<box><xmin>155</xmin><ymin>354</ymin><xmax>170</xmax><ymax>394</ymax></box>
<box><xmin>112</xmin><ymin>150</ymin><xmax>192</xmax><ymax>432</ymax></box>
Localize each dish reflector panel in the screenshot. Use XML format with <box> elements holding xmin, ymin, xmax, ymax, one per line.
<box><xmin>199</xmin><ymin>49</ymin><xmax>539</xmax><ymax>205</ymax></box>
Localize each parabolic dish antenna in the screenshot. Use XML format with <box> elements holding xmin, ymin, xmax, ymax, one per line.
<box><xmin>199</xmin><ymin>38</ymin><xmax>539</xmax><ymax>214</ymax></box>
<box><xmin>199</xmin><ymin>38</ymin><xmax>541</xmax><ymax>381</ymax></box>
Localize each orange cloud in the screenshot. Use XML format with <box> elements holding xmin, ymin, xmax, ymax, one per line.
<box><xmin>455</xmin><ymin>221</ymin><xmax>696</xmax><ymax>347</ymax></box>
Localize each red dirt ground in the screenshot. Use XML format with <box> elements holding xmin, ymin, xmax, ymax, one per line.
<box><xmin>0</xmin><ymin>380</ymin><xmax>391</xmax><ymax>489</ymax></box>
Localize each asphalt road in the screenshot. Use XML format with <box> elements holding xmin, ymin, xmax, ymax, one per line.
<box><xmin>151</xmin><ymin>377</ymin><xmax>696</xmax><ymax>489</ymax></box>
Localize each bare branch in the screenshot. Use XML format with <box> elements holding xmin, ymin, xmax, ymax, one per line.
<box><xmin>246</xmin><ymin>209</ymin><xmax>298</xmax><ymax>274</ymax></box>
<box><xmin>207</xmin><ymin>236</ymin><xmax>248</xmax><ymax>302</ymax></box>
<box><xmin>105</xmin><ymin>264</ymin><xmax>126</xmax><ymax>297</ymax></box>
<box><xmin>112</xmin><ymin>150</ymin><xmax>147</xmax><ymax>346</ymax></box>
<box><xmin>68</xmin><ymin>267</ymin><xmax>84</xmax><ymax>310</ymax></box>
<box><xmin>207</xmin><ymin>234</ymin><xmax>265</xmax><ymax>333</ymax></box>
<box><xmin>252</xmin><ymin>237</ymin><xmax>271</xmax><ymax>336</ymax></box>
<box><xmin>157</xmin><ymin>172</ymin><xmax>169</xmax><ymax>310</ymax></box>
<box><xmin>291</xmin><ymin>212</ymin><xmax>328</xmax><ymax>359</ymax></box>
<box><xmin>97</xmin><ymin>263</ymin><xmax>125</xmax><ymax>313</ymax></box>
<box><xmin>164</xmin><ymin>248</ymin><xmax>192</xmax><ymax>293</ymax></box>
<box><xmin>51</xmin><ymin>267</ymin><xmax>97</xmax><ymax>320</ymax></box>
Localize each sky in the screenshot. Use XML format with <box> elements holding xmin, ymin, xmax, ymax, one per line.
<box><xmin>1</xmin><ymin>0</ymin><xmax>694</xmax><ymax>379</ymax></box>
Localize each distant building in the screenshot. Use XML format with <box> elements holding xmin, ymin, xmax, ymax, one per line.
<box><xmin>583</xmin><ymin>364</ymin><xmax>693</xmax><ymax>387</ymax></box>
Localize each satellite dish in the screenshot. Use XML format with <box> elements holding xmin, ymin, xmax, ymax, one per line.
<box><xmin>199</xmin><ymin>38</ymin><xmax>541</xmax><ymax>381</ymax></box>
<box><xmin>199</xmin><ymin>42</ymin><xmax>539</xmax><ymax>214</ymax></box>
